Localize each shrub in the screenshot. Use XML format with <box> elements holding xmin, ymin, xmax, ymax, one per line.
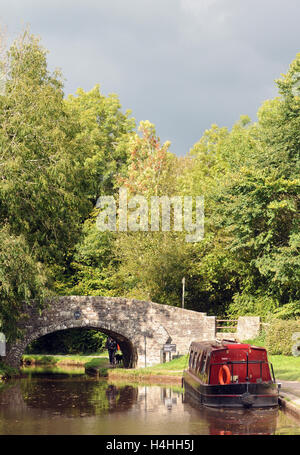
<box><xmin>0</xmin><ymin>360</ymin><xmax>19</xmax><ymax>379</ymax></box>
<box><xmin>243</xmin><ymin>330</ymin><xmax>267</xmax><ymax>347</ymax></box>
<box><xmin>84</xmin><ymin>357</ymin><xmax>108</xmax><ymax>377</ymax></box>
<box><xmin>265</xmin><ymin>319</ymin><xmax>300</xmax><ymax>355</ymax></box>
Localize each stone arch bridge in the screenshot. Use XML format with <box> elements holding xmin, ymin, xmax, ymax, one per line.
<box><xmin>5</xmin><ymin>296</ymin><xmax>216</xmax><ymax>369</ymax></box>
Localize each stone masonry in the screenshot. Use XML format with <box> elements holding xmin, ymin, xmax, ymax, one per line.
<box><xmin>4</xmin><ymin>296</ymin><xmax>216</xmax><ymax>369</ymax></box>
<box><xmin>236</xmin><ymin>316</ymin><xmax>261</xmax><ymax>341</ymax></box>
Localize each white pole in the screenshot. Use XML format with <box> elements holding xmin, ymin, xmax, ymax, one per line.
<box><xmin>182</xmin><ymin>277</ymin><xmax>185</xmax><ymax>309</ymax></box>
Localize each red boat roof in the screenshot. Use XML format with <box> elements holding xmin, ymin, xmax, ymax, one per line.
<box><xmin>224</xmin><ymin>343</ymin><xmax>252</xmax><ymax>349</ymax></box>
<box><xmin>189</xmin><ymin>340</ymin><xmax>267</xmax><ymax>353</ymax></box>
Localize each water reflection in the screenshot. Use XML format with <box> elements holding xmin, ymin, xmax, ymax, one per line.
<box><xmin>0</xmin><ymin>369</ymin><xmax>299</xmax><ymax>435</ymax></box>
<box><xmin>19</xmin><ymin>377</ymin><xmax>138</xmax><ymax>418</ymax></box>
<box><xmin>183</xmin><ymin>394</ymin><xmax>278</xmax><ymax>435</ymax></box>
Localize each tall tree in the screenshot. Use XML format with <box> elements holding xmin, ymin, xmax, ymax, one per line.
<box><xmin>65</xmin><ymin>85</ymin><xmax>135</xmax><ymax>201</ymax></box>
<box><xmin>0</xmin><ymin>31</ymin><xmax>89</xmax><ymax>338</ymax></box>
<box><xmin>111</xmin><ymin>121</ymin><xmax>185</xmax><ymax>305</ymax></box>
<box><xmin>0</xmin><ymin>31</ymin><xmax>91</xmax><ymax>266</ymax></box>
<box><xmin>59</xmin><ymin>86</ymin><xmax>135</xmax><ymax>296</ymax></box>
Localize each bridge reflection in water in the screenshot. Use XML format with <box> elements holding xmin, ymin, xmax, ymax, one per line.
<box><xmin>0</xmin><ymin>370</ymin><xmax>298</xmax><ymax>435</ymax></box>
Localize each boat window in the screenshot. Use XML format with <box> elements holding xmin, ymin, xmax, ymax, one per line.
<box><xmin>189</xmin><ymin>350</ymin><xmax>193</xmax><ymax>368</ymax></box>
<box><xmin>198</xmin><ymin>351</ymin><xmax>204</xmax><ymax>373</ymax></box>
<box><xmin>196</xmin><ymin>351</ymin><xmax>203</xmax><ymax>373</ymax></box>
<box><xmin>192</xmin><ymin>351</ymin><xmax>198</xmax><ymax>370</ymax></box>
<box><xmin>201</xmin><ymin>351</ymin><xmax>207</xmax><ymax>374</ymax></box>
<box><xmin>194</xmin><ymin>352</ymin><xmax>201</xmax><ymax>371</ymax></box>
<box><xmin>205</xmin><ymin>353</ymin><xmax>211</xmax><ymax>374</ymax></box>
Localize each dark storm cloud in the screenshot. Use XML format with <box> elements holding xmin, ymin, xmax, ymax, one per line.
<box><xmin>1</xmin><ymin>0</ymin><xmax>300</xmax><ymax>155</ymax></box>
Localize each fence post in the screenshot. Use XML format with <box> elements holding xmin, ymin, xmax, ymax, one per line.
<box><xmin>236</xmin><ymin>317</ymin><xmax>260</xmax><ymax>341</ymax></box>
<box><xmin>0</xmin><ymin>333</ymin><xmax>6</xmax><ymax>357</ymax></box>
<box><xmin>203</xmin><ymin>316</ymin><xmax>216</xmax><ymax>340</ymax></box>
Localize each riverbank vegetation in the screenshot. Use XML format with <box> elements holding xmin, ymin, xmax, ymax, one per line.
<box><xmin>0</xmin><ymin>361</ymin><xmax>19</xmax><ymax>380</ymax></box>
<box><xmin>0</xmin><ymin>29</ymin><xmax>299</xmax><ymax>350</ymax></box>
<box><xmin>269</xmin><ymin>356</ymin><xmax>300</xmax><ymax>382</ymax></box>
<box><xmin>245</xmin><ymin>320</ymin><xmax>300</xmax><ymax>356</ymax></box>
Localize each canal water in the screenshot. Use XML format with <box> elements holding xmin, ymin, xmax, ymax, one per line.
<box><xmin>0</xmin><ymin>366</ymin><xmax>299</xmax><ymax>435</ymax></box>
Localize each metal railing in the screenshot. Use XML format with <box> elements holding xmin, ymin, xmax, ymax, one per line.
<box><xmin>208</xmin><ymin>357</ymin><xmax>276</xmax><ymax>384</ymax></box>
<box><xmin>216</xmin><ymin>319</ymin><xmax>238</xmax><ymax>332</ymax></box>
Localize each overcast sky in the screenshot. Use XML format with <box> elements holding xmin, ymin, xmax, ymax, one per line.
<box><xmin>1</xmin><ymin>0</ymin><xmax>300</xmax><ymax>155</ymax></box>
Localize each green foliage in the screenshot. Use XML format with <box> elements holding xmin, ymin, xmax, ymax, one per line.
<box><xmin>23</xmin><ymin>355</ymin><xmax>57</xmax><ymax>365</ymax></box>
<box><xmin>214</xmin><ymin>168</ymin><xmax>299</xmax><ymax>315</ymax></box>
<box><xmin>66</xmin><ymin>54</ymin><xmax>300</xmax><ymax>317</ymax></box>
<box><xmin>273</xmin><ymin>301</ymin><xmax>300</xmax><ymax>319</ymax></box>
<box><xmin>265</xmin><ymin>319</ymin><xmax>300</xmax><ymax>355</ymax></box>
<box><xmin>84</xmin><ymin>357</ymin><xmax>108</xmax><ymax>369</ymax></box>
<box><xmin>26</xmin><ymin>328</ymin><xmax>107</xmax><ymax>355</ymax></box>
<box><xmin>85</xmin><ymin>357</ymin><xmax>109</xmax><ymax>377</ymax></box>
<box><xmin>257</xmin><ymin>53</ymin><xmax>300</xmax><ymax>176</ymax></box>
<box><xmin>60</xmin><ymin>217</ymin><xmax>119</xmax><ymax>297</ymax></box>
<box><xmin>106</xmin><ymin>121</ymin><xmax>186</xmax><ymax>305</ymax></box>
<box><xmin>228</xmin><ymin>293</ymin><xmax>279</xmax><ymax>318</ymax></box>
<box><xmin>55</xmin><ymin>85</ymin><xmax>135</xmax><ymax>298</ymax></box>
<box><xmin>113</xmin><ymin>231</ymin><xmax>189</xmax><ymax>305</ymax></box>
<box><xmin>243</xmin><ymin>331</ymin><xmax>267</xmax><ymax>348</ymax></box>
<box><xmin>0</xmin><ymin>226</ymin><xmax>50</xmax><ymax>340</ymax></box>
<box><xmin>22</xmin><ymin>353</ymin><xmax>108</xmax><ymax>366</ymax></box>
<box><xmin>0</xmin><ymin>31</ymin><xmax>91</xmax><ymax>265</ymax></box>
<box><xmin>117</xmin><ymin>120</ymin><xmax>176</xmax><ymax>196</ymax></box>
<box><xmin>65</xmin><ymin>85</ymin><xmax>135</xmax><ymax>200</ymax></box>
<box><xmin>0</xmin><ymin>360</ymin><xmax>19</xmax><ymax>378</ymax></box>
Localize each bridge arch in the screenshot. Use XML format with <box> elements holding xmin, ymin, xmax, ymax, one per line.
<box><xmin>22</xmin><ymin>323</ymin><xmax>137</xmax><ymax>368</ymax></box>
<box><xmin>5</xmin><ymin>296</ymin><xmax>215</xmax><ymax>369</ymax></box>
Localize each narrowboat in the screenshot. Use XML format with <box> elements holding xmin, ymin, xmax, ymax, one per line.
<box><xmin>183</xmin><ymin>340</ymin><xmax>280</xmax><ymax>408</ymax></box>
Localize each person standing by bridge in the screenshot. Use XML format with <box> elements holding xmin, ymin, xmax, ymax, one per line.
<box><xmin>106</xmin><ymin>337</ymin><xmax>117</xmax><ymax>365</ymax></box>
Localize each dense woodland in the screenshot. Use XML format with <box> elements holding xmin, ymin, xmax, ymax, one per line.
<box><xmin>0</xmin><ymin>32</ymin><xmax>299</xmax><ymax>345</ymax></box>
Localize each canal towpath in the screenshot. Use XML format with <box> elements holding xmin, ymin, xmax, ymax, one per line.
<box><xmin>278</xmin><ymin>380</ymin><xmax>300</xmax><ymax>419</ymax></box>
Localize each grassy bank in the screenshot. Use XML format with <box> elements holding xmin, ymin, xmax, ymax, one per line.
<box><xmin>22</xmin><ymin>353</ymin><xmax>107</xmax><ymax>366</ymax></box>
<box><xmin>111</xmin><ymin>355</ymin><xmax>188</xmax><ymax>379</ymax></box>
<box><xmin>84</xmin><ymin>357</ymin><xmax>109</xmax><ymax>368</ymax></box>
<box><xmin>84</xmin><ymin>355</ymin><xmax>188</xmax><ymax>382</ymax></box>
<box><xmin>84</xmin><ymin>357</ymin><xmax>110</xmax><ymax>377</ymax></box>
<box><xmin>270</xmin><ymin>355</ymin><xmax>300</xmax><ymax>382</ymax></box>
